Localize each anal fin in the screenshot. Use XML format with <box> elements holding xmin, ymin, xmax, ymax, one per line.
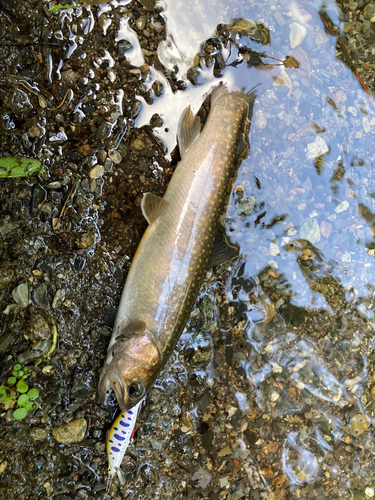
<box><xmin>210</xmin><ymin>231</ymin><xmax>240</xmax><ymax>268</ymax></box>
<box><xmin>141</xmin><ymin>192</ymin><xmax>170</xmax><ymax>225</ymax></box>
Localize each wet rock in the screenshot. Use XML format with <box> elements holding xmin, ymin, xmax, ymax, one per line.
<box><xmin>77</xmin><ymin>144</ymin><xmax>91</xmax><ymax>156</ymax></box>
<box><xmin>108</xmin><ymin>149</ymin><xmax>122</xmax><ymax>164</ymax></box>
<box><xmin>135</xmin><ymin>17</ymin><xmax>146</xmax><ymax>30</ymax></box>
<box><xmin>28</xmin><ymin>125</ymin><xmax>42</xmax><ymax>138</ymax></box>
<box><xmin>300</xmin><ymin>217</ymin><xmax>321</xmax><ymax>244</ymax></box>
<box><xmin>29</xmin><ymin>427</ymin><xmax>47</xmax><ymax>441</ymax></box>
<box><xmin>89</xmin><ymin>165</ymin><xmax>105</xmax><ymax>179</ymax></box>
<box><xmin>71</xmin><ymin>370</ymin><xmax>96</xmax><ymax>399</ymax></box>
<box><xmin>76</xmin><ymin>228</ymin><xmax>95</xmax><ymax>249</ymax></box>
<box><xmin>239</xmin><ymin>196</ymin><xmax>255</xmax><ymax>215</ymax></box>
<box><xmin>0</xmin><ymin>332</ymin><xmax>14</xmax><ymax>352</ymax></box>
<box><xmin>139</xmin><ymin>160</ymin><xmax>149</xmax><ymax>172</ymax></box>
<box><xmin>97</xmin><ymin>149</ymin><xmax>107</xmax><ymax>164</ymax></box>
<box><xmin>132</xmin><ymin>138</ymin><xmax>146</xmax><ymax>151</ymax></box>
<box><xmin>289</xmin><ymin>22</ymin><xmax>306</xmax><ymax>48</ymax></box>
<box><xmin>0</xmin><ymin>267</ymin><xmax>14</xmax><ymax>290</ymax></box>
<box><xmin>363</xmin><ymin>3</ymin><xmax>375</xmax><ymax>20</ymax></box>
<box><xmin>47</xmin><ymin>181</ymin><xmax>62</xmax><ymax>189</ymax></box>
<box><xmin>138</xmin><ymin>0</ymin><xmax>156</xmax><ymax>11</ymax></box>
<box><xmin>152</xmin><ymin>80</ymin><xmax>163</xmax><ymax>97</ymax></box>
<box><xmin>350</xmin><ymin>414</ymin><xmax>370</xmax><ymax>436</ymax></box>
<box><xmin>28</xmin><ymin>309</ymin><xmax>51</xmax><ymax>341</ymax></box>
<box><xmin>52</xmin><ymin>289</ymin><xmax>66</xmax><ymax>309</ymax></box>
<box><xmin>61</xmin><ymin>69</ymin><xmax>79</xmax><ymax>84</ymax></box>
<box><xmin>0</xmin><ymin>460</ymin><xmax>7</xmax><ymax>475</ymax></box>
<box><xmin>96</xmin><ymin>121</ymin><xmax>112</xmax><ymax>140</ymax></box>
<box><xmin>118</xmin><ymin>40</ymin><xmax>133</xmax><ymax>57</ymax></box>
<box><xmin>192</xmin><ymin>468</ymin><xmax>211</xmax><ymax>489</ymax></box>
<box><xmin>31</xmin><ymin>185</ymin><xmax>46</xmax><ymax>215</ymax></box>
<box><xmin>52</xmin><ymin>418</ymin><xmax>87</xmax><ymax>444</ymax></box>
<box><xmin>0</xmin><ymin>217</ymin><xmax>20</xmax><ymax>236</ymax></box>
<box><xmin>334</xmin><ymin>201</ymin><xmax>349</xmax><ymax>213</ymax></box>
<box><xmin>12</xmin><ymin>283</ymin><xmax>29</xmax><ymax>308</ymax></box>
<box><xmin>306</xmin><ymin>136</ymin><xmax>329</xmax><ymax>160</ymax></box>
<box><xmin>32</xmin><ymin>284</ymin><xmax>49</xmax><ymax>309</ymax></box>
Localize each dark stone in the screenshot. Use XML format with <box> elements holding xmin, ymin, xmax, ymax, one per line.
<box><xmin>71</xmin><ymin>369</ymin><xmax>96</xmax><ymax>399</ymax></box>
<box><xmin>118</xmin><ymin>40</ymin><xmax>133</xmax><ymax>57</ymax></box>
<box><xmin>32</xmin><ymin>284</ymin><xmax>49</xmax><ymax>309</ymax></box>
<box><xmin>201</xmin><ymin>430</ymin><xmax>214</xmax><ymax>453</ymax></box>
<box><xmin>31</xmin><ymin>185</ymin><xmax>46</xmax><ymax>215</ymax></box>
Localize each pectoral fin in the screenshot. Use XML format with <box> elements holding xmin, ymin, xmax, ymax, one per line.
<box><xmin>141</xmin><ymin>193</ymin><xmax>170</xmax><ymax>225</ymax></box>
<box><xmin>210</xmin><ymin>231</ymin><xmax>240</xmax><ymax>267</ymax></box>
<box><xmin>115</xmin><ymin>317</ymin><xmax>146</xmax><ymax>341</ymax></box>
<box><xmin>177</xmin><ymin>105</ymin><xmax>201</xmax><ymax>158</ymax></box>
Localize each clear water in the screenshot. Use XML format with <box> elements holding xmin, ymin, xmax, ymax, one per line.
<box><xmin>132</xmin><ymin>0</ymin><xmax>375</xmax><ymax>497</ymax></box>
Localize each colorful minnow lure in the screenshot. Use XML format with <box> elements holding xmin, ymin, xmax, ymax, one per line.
<box><xmin>106</xmin><ymin>399</ymin><xmax>142</xmax><ymax>492</ymax></box>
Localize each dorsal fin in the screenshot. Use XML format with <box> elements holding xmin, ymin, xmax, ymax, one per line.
<box><xmin>141</xmin><ymin>192</ymin><xmax>170</xmax><ymax>225</ymax></box>
<box><xmin>177</xmin><ymin>105</ymin><xmax>201</xmax><ymax>158</ymax></box>
<box><xmin>115</xmin><ymin>317</ymin><xmax>146</xmax><ymax>342</ymax></box>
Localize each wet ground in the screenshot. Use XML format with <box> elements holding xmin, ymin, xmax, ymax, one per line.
<box><xmin>1</xmin><ymin>0</ymin><xmax>375</xmax><ymax>499</ymax></box>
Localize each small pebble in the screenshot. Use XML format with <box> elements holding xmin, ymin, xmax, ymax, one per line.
<box><xmin>306</xmin><ymin>136</ymin><xmax>329</xmax><ymax>160</ymax></box>
<box><xmin>132</xmin><ymin>138</ymin><xmax>146</xmax><ymax>151</ymax></box>
<box><xmin>12</xmin><ymin>283</ymin><xmax>29</xmax><ymax>308</ymax></box>
<box><xmin>52</xmin><ymin>289</ymin><xmax>66</xmax><ymax>309</ymax></box>
<box><xmin>349</xmin><ymin>414</ymin><xmax>370</xmax><ymax>436</ymax></box>
<box><xmin>52</xmin><ymin>418</ymin><xmax>87</xmax><ymax>444</ymax></box>
<box><xmin>289</xmin><ymin>22</ymin><xmax>306</xmax><ymax>48</ymax></box>
<box><xmin>108</xmin><ymin>149</ymin><xmax>122</xmax><ymax>164</ymax></box>
<box><xmin>89</xmin><ymin>165</ymin><xmax>105</xmax><ymax>179</ymax></box>
<box><xmin>28</xmin><ymin>126</ymin><xmax>41</xmax><ymax>138</ymax></box>
<box><xmin>300</xmin><ymin>217</ymin><xmax>321</xmax><ymax>244</ymax></box>
<box><xmin>334</xmin><ymin>201</ymin><xmax>349</xmax><ymax>213</ymax></box>
<box><xmin>29</xmin><ymin>427</ymin><xmax>47</xmax><ymax>441</ymax></box>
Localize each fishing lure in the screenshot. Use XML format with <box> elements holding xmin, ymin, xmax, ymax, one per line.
<box><xmin>106</xmin><ymin>399</ymin><xmax>142</xmax><ymax>492</ymax></box>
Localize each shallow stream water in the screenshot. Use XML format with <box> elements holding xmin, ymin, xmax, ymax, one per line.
<box><xmin>1</xmin><ymin>0</ymin><xmax>375</xmax><ymax>499</ymax></box>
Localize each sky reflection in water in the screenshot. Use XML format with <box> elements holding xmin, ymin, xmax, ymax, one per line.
<box><xmin>126</xmin><ymin>0</ymin><xmax>375</xmax><ymax>495</ymax></box>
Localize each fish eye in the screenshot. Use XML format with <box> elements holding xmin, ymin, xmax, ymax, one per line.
<box><xmin>128</xmin><ymin>381</ymin><xmax>145</xmax><ymax>399</ymax></box>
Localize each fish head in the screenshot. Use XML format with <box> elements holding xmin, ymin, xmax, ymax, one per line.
<box><xmin>99</xmin><ymin>330</ymin><xmax>161</xmax><ymax>411</ymax></box>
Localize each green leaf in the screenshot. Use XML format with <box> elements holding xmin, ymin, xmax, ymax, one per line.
<box><xmin>16</xmin><ymin>380</ymin><xmax>28</xmax><ymax>393</ymax></box>
<box><xmin>13</xmin><ymin>364</ymin><xmax>21</xmax><ymax>371</ymax></box>
<box><xmin>17</xmin><ymin>370</ymin><xmax>24</xmax><ymax>377</ymax></box>
<box><xmin>0</xmin><ymin>157</ymin><xmax>44</xmax><ymax>178</ymax></box>
<box><xmin>50</xmin><ymin>3</ymin><xmax>73</xmax><ymax>13</ymax></box>
<box><xmin>23</xmin><ymin>401</ymin><xmax>35</xmax><ymax>412</ymax></box>
<box><xmin>12</xmin><ymin>371</ymin><xmax>18</xmax><ymax>377</ymax></box>
<box><xmin>18</xmin><ymin>394</ymin><xmax>29</xmax><ymax>406</ymax></box>
<box><xmin>7</xmin><ymin>377</ymin><xmax>16</xmax><ymax>386</ymax></box>
<box><xmin>27</xmin><ymin>388</ymin><xmax>39</xmax><ymax>400</ymax></box>
<box><xmin>23</xmin><ymin>367</ymin><xmax>29</xmax><ymax>372</ymax></box>
<box><xmin>1</xmin><ymin>396</ymin><xmax>13</xmax><ymax>404</ymax></box>
<box><xmin>13</xmin><ymin>407</ymin><xmax>27</xmax><ymax>420</ymax></box>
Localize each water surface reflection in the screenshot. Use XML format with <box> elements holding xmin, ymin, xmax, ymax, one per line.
<box><xmin>134</xmin><ymin>0</ymin><xmax>375</xmax><ymax>497</ymax></box>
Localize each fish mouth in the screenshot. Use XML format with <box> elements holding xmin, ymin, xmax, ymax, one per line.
<box><xmin>98</xmin><ymin>369</ymin><xmax>127</xmax><ymax>408</ymax></box>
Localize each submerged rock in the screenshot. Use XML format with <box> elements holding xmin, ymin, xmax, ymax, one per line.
<box><xmin>289</xmin><ymin>22</ymin><xmax>306</xmax><ymax>48</ymax></box>
<box><xmin>300</xmin><ymin>217</ymin><xmax>321</xmax><ymax>244</ymax></box>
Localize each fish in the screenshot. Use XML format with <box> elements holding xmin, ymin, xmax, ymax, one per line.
<box><xmin>106</xmin><ymin>399</ymin><xmax>143</xmax><ymax>492</ymax></box>
<box><xmin>99</xmin><ymin>83</ymin><xmax>255</xmax><ymax>411</ymax></box>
